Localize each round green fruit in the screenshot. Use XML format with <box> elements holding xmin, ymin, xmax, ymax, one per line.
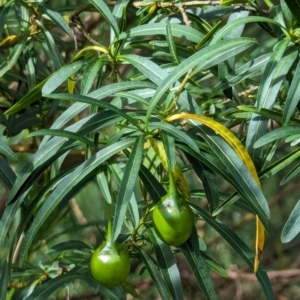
<box><xmin>153</xmin><ymin>193</ymin><xmax>194</xmax><ymax>246</ymax></box>
<box><xmin>90</xmin><ymin>242</ymin><xmax>131</xmax><ymax>287</ymax></box>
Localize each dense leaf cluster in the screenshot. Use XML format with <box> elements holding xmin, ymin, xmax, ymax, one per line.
<box><xmin>1</xmin><ymin>0</ymin><xmax>300</xmax><ymax>299</ymax></box>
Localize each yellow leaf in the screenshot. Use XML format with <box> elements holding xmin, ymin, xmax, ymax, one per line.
<box><xmin>166</xmin><ymin>113</ymin><xmax>265</xmax><ymax>272</ymax></box>
<box><xmin>148</xmin><ymin>138</ymin><xmax>190</xmax><ymax>200</ymax></box>
<box><xmin>68</xmin><ymin>74</ymin><xmax>76</xmax><ymax>94</ymax></box>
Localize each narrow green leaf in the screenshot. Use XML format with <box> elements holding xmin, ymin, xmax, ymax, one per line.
<box><xmin>25</xmin><ymin>273</ymin><xmax>97</xmax><ymax>300</ymax></box>
<box><xmin>40</xmin><ymin>81</ymin><xmax>147</xmax><ymax>147</ymax></box>
<box><xmin>0</xmin><ymin>2</ymin><xmax>12</xmax><ymax>37</ymax></box>
<box><xmin>166</xmin><ymin>21</ymin><xmax>180</xmax><ymax>65</ymax></box>
<box><xmin>47</xmin><ymin>240</ymin><xmax>93</xmax><ymax>254</ymax></box>
<box><xmin>0</xmin><ymin>260</ymin><xmax>8</xmax><ymax>299</ymax></box>
<box><xmin>88</xmin><ymin>0</ymin><xmax>120</xmax><ymax>37</ymax></box>
<box><xmin>81</xmin><ymin>58</ymin><xmax>103</xmax><ymax>95</ymax></box>
<box><xmin>112</xmin><ymin>135</ymin><xmax>144</xmax><ymax>241</ymax></box>
<box><xmin>4</xmin><ymin>77</ymin><xmax>49</xmax><ymax>116</ymax></box>
<box><xmin>146</xmin><ymin>38</ymin><xmax>256</xmax><ymax>123</ymax></box>
<box><xmin>180</xmin><ymin>240</ymin><xmax>217</xmax><ymax>300</ymax></box>
<box><xmin>148</xmin><ymin>123</ymin><xmax>198</xmax><ymax>155</ymax></box>
<box><xmin>137</xmin><ymin>247</ymin><xmax>171</xmax><ymax>300</ymax></box>
<box><xmin>280</xmin><ymin>0</ymin><xmax>295</xmax><ymax>28</ymax></box>
<box><xmin>0</xmin><ymin>157</ymin><xmax>16</xmax><ymax>189</ymax></box>
<box><xmin>254</xmin><ymin>126</ymin><xmax>300</xmax><ymax>148</ymax></box>
<box><xmin>29</xmin><ymin>129</ymin><xmax>97</xmax><ymax>149</ymax></box>
<box><xmin>117</xmin><ymin>23</ymin><xmax>204</xmax><ymax>44</ymax></box>
<box><xmin>201</xmin><ymin>252</ymin><xmax>228</xmax><ymax>277</ymax></box>
<box><xmin>281</xmin><ymin>162</ymin><xmax>300</xmax><ymax>185</ymax></box>
<box><xmin>283</xmin><ymin>60</ymin><xmax>300</xmax><ymax>124</ymax></box>
<box><xmin>0</xmin><ymin>140</ymin><xmax>17</xmax><ymax>162</ymax></box>
<box><xmin>196</xmin><ymin>162</ymin><xmax>219</xmax><ymax>214</ymax></box>
<box><xmin>257</xmin><ymin>41</ymin><xmax>298</xmax><ymax>110</ymax></box>
<box><xmin>282</xmin><ymin>200</ymin><xmax>300</xmax><ymax>243</ymax></box>
<box><xmin>97</xmin><ymin>166</ymin><xmax>112</xmax><ymax>204</ymax></box>
<box><xmin>161</xmin><ymin>131</ymin><xmax>176</xmax><ymax>171</ymax></box>
<box><xmin>259</xmin><ymin>148</ymin><xmax>300</xmax><ymax>181</ymax></box>
<box><xmin>284</xmin><ymin>0</ymin><xmax>300</xmax><ymax>24</ymax></box>
<box><xmin>210</xmin><ymin>16</ymin><xmax>282</xmax><ymax>43</ymax></box>
<box><xmin>109</xmin><ymin>162</ymin><xmax>139</xmax><ymax>228</ymax></box>
<box><xmin>119</xmin><ymin>54</ymin><xmax>167</xmax><ymax>85</ymax></box>
<box><xmin>19</xmin><ymin>139</ymin><xmax>135</xmax><ymax>265</ymax></box>
<box><xmin>148</xmin><ymin>228</ymin><xmax>184</xmax><ymax>300</ymax></box>
<box><xmin>45</xmin><ymin>93</ymin><xmax>139</xmax><ymax>126</ymax></box>
<box><xmin>0</xmin><ymin>31</ymin><xmax>29</xmax><ymax>77</ymax></box>
<box><xmin>42</xmin><ymin>59</ymin><xmax>88</xmax><ymax>94</ymax></box>
<box><xmin>0</xmin><ymin>259</ymin><xmax>9</xmax><ymax>299</ymax></box>
<box><xmin>192</xmin><ymin>204</ymin><xmax>275</xmax><ymax>300</ymax></box>
<box><xmin>7</xmin><ymin>112</ymin><xmax>122</xmax><ymax>205</ymax></box>
<box><xmin>195</xmin><ymin>125</ymin><xmax>269</xmax><ymax>223</ymax></box>
<box><xmin>213</xmin><ymin>53</ymin><xmax>271</xmax><ymax>92</ymax></box>
<box><xmin>238</xmin><ymin>105</ymin><xmax>300</xmax><ymax>125</ymax></box>
<box><xmin>36</xmin><ymin>19</ymin><xmax>63</xmax><ymax>71</ymax></box>
<box><xmin>118</xmin><ymin>55</ymin><xmax>195</xmax><ymax>113</ymax></box>
<box><xmin>37</xmin><ymin>4</ymin><xmax>72</xmax><ymax>36</ymax></box>
<box><xmin>24</xmin><ymin>51</ymin><xmax>36</xmax><ymax>91</ymax></box>
<box><xmin>139</xmin><ymin>165</ymin><xmax>166</xmax><ymax>204</ymax></box>
<box><xmin>112</xmin><ymin>0</ymin><xmax>130</xmax><ymax>25</ymax></box>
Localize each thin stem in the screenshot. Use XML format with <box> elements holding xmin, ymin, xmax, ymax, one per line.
<box><xmin>106</xmin><ymin>202</ymin><xmax>113</xmax><ymax>243</ymax></box>
<box><xmin>167</xmin><ymin>169</ymin><xmax>178</xmax><ymax>197</ymax></box>
<box><xmin>263</xmin><ymin>0</ymin><xmax>273</xmax><ymax>9</ymax></box>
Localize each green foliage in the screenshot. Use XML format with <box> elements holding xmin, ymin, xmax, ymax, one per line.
<box><xmin>1</xmin><ymin>0</ymin><xmax>300</xmax><ymax>299</ymax></box>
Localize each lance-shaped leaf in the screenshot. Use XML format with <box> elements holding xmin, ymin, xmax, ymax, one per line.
<box><xmin>210</xmin><ymin>16</ymin><xmax>283</xmax><ymax>43</ymax></box>
<box><xmin>213</xmin><ymin>53</ymin><xmax>271</xmax><ymax>92</ymax></box>
<box><xmin>148</xmin><ymin>228</ymin><xmax>184</xmax><ymax>300</ymax></box>
<box><xmin>191</xmin><ymin>204</ymin><xmax>275</xmax><ymax>300</ymax></box>
<box><xmin>148</xmin><ymin>122</ymin><xmax>199</xmax><ymax>154</ymax></box>
<box><xmin>139</xmin><ymin>165</ymin><xmax>166</xmax><ymax>204</ymax></box>
<box><xmin>109</xmin><ymin>162</ymin><xmax>139</xmax><ymax>229</ymax></box>
<box><xmin>88</xmin><ymin>0</ymin><xmax>120</xmax><ymax>37</ymax></box>
<box><xmin>0</xmin><ymin>30</ymin><xmax>29</xmax><ymax>77</ymax></box>
<box><xmin>180</xmin><ymin>238</ymin><xmax>217</xmax><ymax>300</ymax></box>
<box><xmin>42</xmin><ymin>59</ymin><xmax>88</xmax><ymax>94</ymax></box>
<box><xmin>112</xmin><ymin>135</ymin><xmax>144</xmax><ymax>241</ymax></box>
<box><xmin>81</xmin><ymin>58</ymin><xmax>103</xmax><ymax>95</ymax></box>
<box><xmin>117</xmin><ymin>23</ymin><xmax>204</xmax><ymax>44</ymax></box>
<box><xmin>283</xmin><ymin>60</ymin><xmax>300</xmax><ymax>124</ymax></box>
<box><xmin>0</xmin><ymin>260</ymin><xmax>8</xmax><ymax>299</ymax></box>
<box><xmin>167</xmin><ymin>113</ymin><xmax>268</xmax><ymax>271</ymax></box>
<box><xmin>0</xmin><ymin>140</ymin><xmax>17</xmax><ymax>162</ymax></box>
<box><xmin>257</xmin><ymin>41</ymin><xmax>299</xmax><ymax>110</ymax></box>
<box><xmin>26</xmin><ymin>272</ymin><xmax>121</xmax><ymax>300</ymax></box>
<box><xmin>18</xmin><ymin>139</ymin><xmax>135</xmax><ymax>265</ymax></box>
<box><xmin>29</xmin><ymin>129</ymin><xmax>97</xmax><ymax>149</ymax></box>
<box><xmin>254</xmin><ymin>126</ymin><xmax>300</xmax><ymax>148</ymax></box>
<box><xmin>118</xmin><ymin>55</ymin><xmax>195</xmax><ymax>113</ymax></box>
<box><xmin>282</xmin><ymin>200</ymin><xmax>300</xmax><ymax>243</ymax></box>
<box><xmin>160</xmin><ymin>131</ymin><xmax>176</xmax><ymax>172</ymax></box>
<box><xmin>37</xmin><ymin>4</ymin><xmax>72</xmax><ymax>36</ymax></box>
<box><xmin>45</xmin><ymin>93</ymin><xmax>138</xmax><ymax>126</ymax></box>
<box><xmin>137</xmin><ymin>247</ymin><xmax>171</xmax><ymax>300</ymax></box>
<box><xmin>47</xmin><ymin>240</ymin><xmax>93</xmax><ymax>254</ymax></box>
<box><xmin>148</xmin><ymin>138</ymin><xmax>190</xmax><ymax>200</ymax></box>
<box><xmin>36</xmin><ymin>19</ymin><xmax>63</xmax><ymax>71</ymax></box>
<box><xmin>167</xmin><ymin>113</ymin><xmax>260</xmax><ymax>183</ymax></box>
<box><xmin>284</xmin><ymin>0</ymin><xmax>300</xmax><ymax>24</ymax></box>
<box><xmin>146</xmin><ymin>38</ymin><xmax>256</xmax><ymax>123</ymax></box>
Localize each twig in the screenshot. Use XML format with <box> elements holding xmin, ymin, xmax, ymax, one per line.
<box><xmin>224</xmin><ymin>268</ymin><xmax>300</xmax><ymax>281</ymax></box>
<box><xmin>132</xmin><ymin>1</ymin><xmax>221</xmax><ymax>9</ymax></box>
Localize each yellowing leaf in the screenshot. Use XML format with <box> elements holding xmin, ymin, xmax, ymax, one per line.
<box><xmin>149</xmin><ymin>138</ymin><xmax>190</xmax><ymax>200</ymax></box>
<box><xmin>167</xmin><ymin>113</ymin><xmax>265</xmax><ymax>272</ymax></box>
<box><xmin>68</xmin><ymin>74</ymin><xmax>76</xmax><ymax>94</ymax></box>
